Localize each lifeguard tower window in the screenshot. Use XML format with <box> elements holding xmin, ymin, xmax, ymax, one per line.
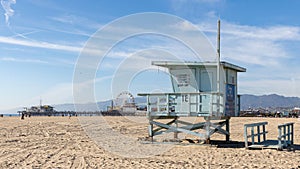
<box><xmin>171</xmin><ymin>68</ymin><xmax>197</xmax><ymax>93</ymax></box>
<box><xmin>200</xmin><ymin>69</ymin><xmax>216</xmax><ymax>92</ymax></box>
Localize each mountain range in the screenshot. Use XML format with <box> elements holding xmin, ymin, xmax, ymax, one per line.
<box><xmin>240</xmin><ymin>94</ymin><xmax>300</xmax><ymax>110</ymax></box>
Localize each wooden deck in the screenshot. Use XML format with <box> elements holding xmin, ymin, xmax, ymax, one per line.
<box><xmin>247</xmin><ymin>140</ymin><xmax>283</xmax><ymax>150</ymax></box>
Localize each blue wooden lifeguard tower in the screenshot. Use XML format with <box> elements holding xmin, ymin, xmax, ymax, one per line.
<box><xmin>138</xmin><ymin>21</ymin><xmax>246</xmax><ymax>143</ymax></box>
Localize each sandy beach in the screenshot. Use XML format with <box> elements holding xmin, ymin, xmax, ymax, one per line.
<box><xmin>0</xmin><ymin>116</ymin><xmax>299</xmax><ymax>168</ymax></box>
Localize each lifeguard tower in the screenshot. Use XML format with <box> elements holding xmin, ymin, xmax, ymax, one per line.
<box><xmin>138</xmin><ymin>21</ymin><xmax>246</xmax><ymax>143</ymax></box>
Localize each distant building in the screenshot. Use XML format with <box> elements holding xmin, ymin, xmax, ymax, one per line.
<box><xmin>18</xmin><ymin>105</ymin><xmax>56</xmax><ymax>116</ymax></box>
<box><xmin>291</xmin><ymin>107</ymin><xmax>300</xmax><ymax>116</ymax></box>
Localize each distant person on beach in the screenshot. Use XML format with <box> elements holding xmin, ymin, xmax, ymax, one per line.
<box><xmin>21</xmin><ymin>112</ymin><xmax>25</xmax><ymax>120</ymax></box>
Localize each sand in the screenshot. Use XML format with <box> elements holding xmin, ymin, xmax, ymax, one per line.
<box><xmin>0</xmin><ymin>116</ymin><xmax>299</xmax><ymax>169</ymax></box>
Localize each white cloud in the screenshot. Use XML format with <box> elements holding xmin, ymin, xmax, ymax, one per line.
<box><xmin>177</xmin><ymin>19</ymin><xmax>300</xmax><ymax>97</ymax></box>
<box><xmin>0</xmin><ymin>57</ymin><xmax>48</xmax><ymax>64</ymax></box>
<box><xmin>1</xmin><ymin>0</ymin><xmax>16</xmax><ymax>25</ymax></box>
<box><xmin>0</xmin><ymin>36</ymin><xmax>82</xmax><ymax>52</ymax></box>
<box><xmin>240</xmin><ymin>79</ymin><xmax>300</xmax><ymax>97</ymax></box>
<box><xmin>222</xmin><ymin>23</ymin><xmax>300</xmax><ymax>41</ymax></box>
<box><xmin>49</xmin><ymin>14</ymin><xmax>103</xmax><ymax>31</ymax></box>
<box><xmin>193</xmin><ymin>20</ymin><xmax>300</xmax><ymax>66</ymax></box>
<box><xmin>107</xmin><ymin>51</ymin><xmax>133</xmax><ymax>59</ymax></box>
<box><xmin>222</xmin><ymin>39</ymin><xmax>288</xmax><ymax>66</ymax></box>
<box><xmin>174</xmin><ymin>20</ymin><xmax>199</xmax><ymax>31</ymax></box>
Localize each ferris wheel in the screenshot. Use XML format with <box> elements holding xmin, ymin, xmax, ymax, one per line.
<box><xmin>115</xmin><ymin>91</ymin><xmax>135</xmax><ymax>108</ymax></box>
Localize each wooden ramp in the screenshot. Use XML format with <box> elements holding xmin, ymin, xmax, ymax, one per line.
<box><xmin>244</xmin><ymin>122</ymin><xmax>294</xmax><ymax>150</ymax></box>
<box><xmin>247</xmin><ymin>140</ymin><xmax>284</xmax><ymax>150</ymax></box>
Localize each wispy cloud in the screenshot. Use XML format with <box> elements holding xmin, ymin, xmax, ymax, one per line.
<box><xmin>0</xmin><ymin>56</ymin><xmax>77</xmax><ymax>67</ymax></box>
<box><xmin>185</xmin><ymin>20</ymin><xmax>300</xmax><ymax>66</ymax></box>
<box><xmin>1</xmin><ymin>0</ymin><xmax>16</xmax><ymax>26</ymax></box>
<box><xmin>0</xmin><ymin>36</ymin><xmax>82</xmax><ymax>52</ymax></box>
<box><xmin>222</xmin><ymin>25</ymin><xmax>300</xmax><ymax>66</ymax></box>
<box><xmin>0</xmin><ymin>57</ymin><xmax>48</xmax><ymax>64</ymax></box>
<box><xmin>221</xmin><ymin>23</ymin><xmax>300</xmax><ymax>41</ymax></box>
<box><xmin>49</xmin><ymin>14</ymin><xmax>103</xmax><ymax>31</ymax></box>
<box><xmin>164</xmin><ymin>20</ymin><xmax>285</xmax><ymax>64</ymax></box>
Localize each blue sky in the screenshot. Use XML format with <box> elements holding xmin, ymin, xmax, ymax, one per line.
<box><xmin>1</xmin><ymin>0</ymin><xmax>300</xmax><ymax>111</ymax></box>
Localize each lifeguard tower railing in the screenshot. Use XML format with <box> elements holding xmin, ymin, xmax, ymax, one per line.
<box><xmin>139</xmin><ymin>92</ymin><xmax>224</xmax><ymax>117</ymax></box>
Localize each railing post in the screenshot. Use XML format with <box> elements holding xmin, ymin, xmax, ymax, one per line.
<box><xmin>167</xmin><ymin>94</ymin><xmax>170</xmax><ymax>116</ymax></box>
<box><xmin>278</xmin><ymin>126</ymin><xmax>282</xmax><ymax>149</ymax></box>
<box><xmin>196</xmin><ymin>93</ymin><xmax>199</xmax><ymax>113</ymax></box>
<box><xmin>147</xmin><ymin>95</ymin><xmax>150</xmax><ymax>118</ymax></box>
<box><xmin>226</xmin><ymin>118</ymin><xmax>230</xmax><ymax>142</ymax></box>
<box><xmin>205</xmin><ymin>117</ymin><xmax>211</xmax><ymax>144</ymax></box>
<box><xmin>174</xmin><ymin>118</ymin><xmax>178</xmax><ymax>139</ymax></box>
<box><xmin>188</xmin><ymin>93</ymin><xmax>191</xmax><ymax>116</ymax></box>
<box><xmin>210</xmin><ymin>94</ymin><xmax>213</xmax><ymax>116</ymax></box>
<box><xmin>251</xmin><ymin>127</ymin><xmax>254</xmax><ymax>145</ymax></box>
<box><xmin>291</xmin><ymin>123</ymin><xmax>294</xmax><ymax>145</ymax></box>
<box><xmin>149</xmin><ymin>119</ymin><xmax>154</xmax><ymax>142</ymax></box>
<box><xmin>287</xmin><ymin>124</ymin><xmax>291</xmax><ymax>145</ymax></box>
<box><xmin>244</xmin><ymin>125</ymin><xmax>248</xmax><ymax>148</ymax></box>
<box><xmin>157</xmin><ymin>95</ymin><xmax>160</xmax><ymax>114</ymax></box>
<box><xmin>257</xmin><ymin>125</ymin><xmax>260</xmax><ymax>143</ymax></box>
<box><xmin>263</xmin><ymin>124</ymin><xmax>266</xmax><ymax>141</ymax></box>
<box><xmin>200</xmin><ymin>93</ymin><xmax>202</xmax><ymax>113</ymax></box>
<box><xmin>283</xmin><ymin>126</ymin><xmax>287</xmax><ymax>147</ymax></box>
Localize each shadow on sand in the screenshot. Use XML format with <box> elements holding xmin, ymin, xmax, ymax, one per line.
<box><xmin>210</xmin><ymin>140</ymin><xmax>245</xmax><ymax>148</ymax></box>
<box><xmin>210</xmin><ymin>140</ymin><xmax>300</xmax><ymax>152</ymax></box>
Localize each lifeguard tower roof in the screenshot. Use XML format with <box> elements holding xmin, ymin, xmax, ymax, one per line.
<box><xmin>152</xmin><ymin>61</ymin><xmax>246</xmax><ymax>72</ymax></box>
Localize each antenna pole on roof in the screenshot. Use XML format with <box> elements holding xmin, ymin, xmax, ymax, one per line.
<box><xmin>40</xmin><ymin>97</ymin><xmax>42</xmax><ymax>107</ymax></box>
<box><xmin>217</xmin><ymin>19</ymin><xmax>221</xmax><ymax>61</ymax></box>
<box><xmin>217</xmin><ymin>19</ymin><xmax>221</xmax><ymax>115</ymax></box>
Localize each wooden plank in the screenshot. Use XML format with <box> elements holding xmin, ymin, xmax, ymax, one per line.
<box><xmin>152</xmin><ymin>119</ymin><xmax>176</xmax><ymax>133</ymax></box>
<box><xmin>181</xmin><ymin>122</ymin><xmax>206</xmax><ymax>131</ymax></box>
<box><xmin>278</xmin><ymin>122</ymin><xmax>294</xmax><ymax>128</ymax></box>
<box><xmin>244</xmin><ymin>122</ymin><xmax>268</xmax><ymax>128</ymax></box>
<box><xmin>246</xmin><ymin>131</ymin><xmax>268</xmax><ymax>138</ymax></box>
<box><xmin>248</xmin><ymin>140</ymin><xmax>284</xmax><ymax>150</ymax></box>
<box><xmin>151</xmin><ymin>120</ymin><xmax>206</xmax><ymax>138</ymax></box>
